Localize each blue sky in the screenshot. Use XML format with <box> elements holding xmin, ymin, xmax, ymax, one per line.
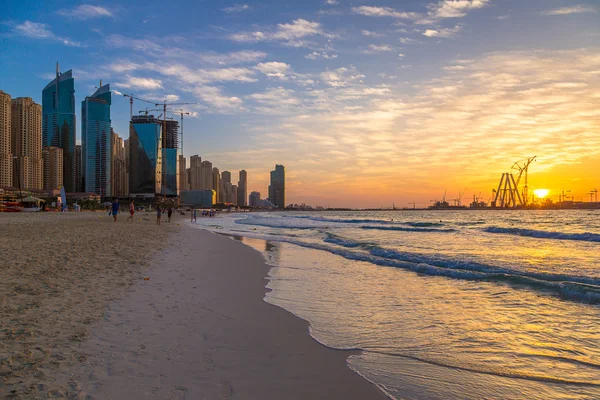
<box><xmin>1</xmin><ymin>0</ymin><xmax>598</xmax><ymax>207</ymax></box>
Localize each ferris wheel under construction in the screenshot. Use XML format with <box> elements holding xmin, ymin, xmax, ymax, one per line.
<box><xmin>491</xmin><ymin>156</ymin><xmax>537</xmax><ymax>208</ymax></box>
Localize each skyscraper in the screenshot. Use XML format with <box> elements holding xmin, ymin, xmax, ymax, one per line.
<box><xmin>161</xmin><ymin>119</ymin><xmax>178</xmax><ymax>196</ymax></box>
<box><xmin>189</xmin><ymin>155</ymin><xmax>202</xmax><ymax>190</ymax></box>
<box><xmin>269</xmin><ymin>164</ymin><xmax>285</xmax><ymax>209</ymax></box>
<box><xmin>200</xmin><ymin>161</ymin><xmax>213</xmax><ymax>190</ymax></box>
<box><xmin>129</xmin><ymin>115</ymin><xmax>162</xmax><ymax>197</ymax></box>
<box><xmin>178</xmin><ymin>155</ymin><xmax>187</xmax><ymax>193</ymax></box>
<box><xmin>74</xmin><ymin>144</ymin><xmax>82</xmax><ymax>192</ymax></box>
<box><xmin>111</xmin><ymin>130</ymin><xmax>127</xmax><ymax>197</ymax></box>
<box><xmin>212</xmin><ymin>167</ymin><xmax>221</xmax><ymax>202</ymax></box>
<box><xmin>12</xmin><ymin>97</ymin><xmax>43</xmax><ymax>190</ymax></box>
<box><xmin>237</xmin><ymin>170</ymin><xmax>247</xmax><ymax>206</ymax></box>
<box><xmin>249</xmin><ymin>191</ymin><xmax>261</xmax><ymax>207</ymax></box>
<box><xmin>0</xmin><ymin>90</ymin><xmax>12</xmax><ymax>187</ymax></box>
<box><xmin>231</xmin><ymin>184</ymin><xmax>238</xmax><ymax>206</ymax></box>
<box><xmin>42</xmin><ymin>64</ymin><xmax>76</xmax><ymax>192</ymax></box>
<box><xmin>42</xmin><ymin>146</ymin><xmax>63</xmax><ymax>190</ymax></box>
<box><xmin>82</xmin><ymin>83</ymin><xmax>111</xmax><ymax>196</ymax></box>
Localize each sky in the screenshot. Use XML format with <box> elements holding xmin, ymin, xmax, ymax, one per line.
<box><xmin>0</xmin><ymin>0</ymin><xmax>598</xmax><ymax>208</ymax></box>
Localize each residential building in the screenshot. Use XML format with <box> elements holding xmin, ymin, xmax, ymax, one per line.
<box><xmin>222</xmin><ymin>170</ymin><xmax>231</xmax><ymax>184</ymax></box>
<box><xmin>0</xmin><ymin>90</ymin><xmax>12</xmax><ymax>187</ymax></box>
<box><xmin>111</xmin><ymin>130</ymin><xmax>128</xmax><ymax>197</ymax></box>
<box><xmin>82</xmin><ymin>83</ymin><xmax>111</xmax><ymax>196</ymax></box>
<box><xmin>212</xmin><ymin>167</ymin><xmax>221</xmax><ymax>202</ymax></box>
<box><xmin>200</xmin><ymin>161</ymin><xmax>212</xmax><ymax>190</ymax></box>
<box><xmin>268</xmin><ymin>164</ymin><xmax>285</xmax><ymax>209</ymax></box>
<box><xmin>221</xmin><ymin>170</ymin><xmax>232</xmax><ymax>203</ymax></box>
<box><xmin>237</xmin><ymin>169</ymin><xmax>247</xmax><ymax>206</ymax></box>
<box><xmin>42</xmin><ymin>146</ymin><xmax>63</xmax><ymax>190</ymax></box>
<box><xmin>12</xmin><ymin>97</ymin><xmax>43</xmax><ymax>190</ymax></box>
<box><xmin>74</xmin><ymin>144</ymin><xmax>82</xmax><ymax>192</ymax></box>
<box><xmin>231</xmin><ymin>184</ymin><xmax>238</xmax><ymax>206</ymax></box>
<box><xmin>188</xmin><ymin>155</ymin><xmax>202</xmax><ymax>190</ymax></box>
<box><xmin>178</xmin><ymin>155</ymin><xmax>187</xmax><ymax>193</ymax></box>
<box><xmin>42</xmin><ymin>64</ymin><xmax>76</xmax><ymax>192</ymax></box>
<box><xmin>249</xmin><ymin>191</ymin><xmax>261</xmax><ymax>207</ymax></box>
<box><xmin>128</xmin><ymin>115</ymin><xmax>162</xmax><ymax>197</ymax></box>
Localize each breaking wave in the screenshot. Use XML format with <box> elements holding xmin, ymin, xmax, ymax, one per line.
<box><xmin>484</xmin><ymin>226</ymin><xmax>600</xmax><ymax>243</ymax></box>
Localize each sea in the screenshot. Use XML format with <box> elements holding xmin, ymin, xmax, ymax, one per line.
<box><xmin>191</xmin><ymin>210</ymin><xmax>600</xmax><ymax>399</ymax></box>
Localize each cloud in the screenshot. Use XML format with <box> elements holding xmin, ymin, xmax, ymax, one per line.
<box><xmin>363</xmin><ymin>44</ymin><xmax>394</xmax><ymax>54</ymax></box>
<box><xmin>352</xmin><ymin>6</ymin><xmax>420</xmax><ymax>19</ymax></box>
<box><xmin>223</xmin><ymin>4</ymin><xmax>250</xmax><ymax>13</ymax></box>
<box><xmin>361</xmin><ymin>29</ymin><xmax>385</xmax><ymax>37</ymax></box>
<box><xmin>229</xmin><ymin>19</ymin><xmax>328</xmax><ymax>47</ymax></box>
<box><xmin>190</xmin><ymin>86</ymin><xmax>243</xmax><ymax>112</ymax></box>
<box><xmin>200</xmin><ymin>50</ymin><xmax>267</xmax><ymax>65</ymax></box>
<box><xmin>324</xmin><ymin>0</ymin><xmax>339</xmax><ymax>4</ymax></box>
<box><xmin>255</xmin><ymin>62</ymin><xmax>291</xmax><ymax>80</ymax></box>
<box><xmin>321</xmin><ymin>66</ymin><xmax>365</xmax><ymax>87</ymax></box>
<box><xmin>427</xmin><ymin>0</ymin><xmax>490</xmax><ymax>19</ymax></box>
<box><xmin>57</xmin><ymin>4</ymin><xmax>113</xmax><ymax>19</ymax></box>
<box><xmin>541</xmin><ymin>5</ymin><xmax>596</xmax><ymax>16</ymax></box>
<box><xmin>114</xmin><ymin>76</ymin><xmax>164</xmax><ymax>90</ymax></box>
<box><xmin>12</xmin><ymin>20</ymin><xmax>82</xmax><ymax>47</ymax></box>
<box><xmin>399</xmin><ymin>37</ymin><xmax>417</xmax><ymax>44</ymax></box>
<box><xmin>423</xmin><ymin>24</ymin><xmax>463</xmax><ymax>38</ymax></box>
<box><xmin>165</xmin><ymin>94</ymin><xmax>180</xmax><ymax>102</ymax></box>
<box><xmin>305</xmin><ymin>51</ymin><xmax>338</xmax><ymax>60</ymax></box>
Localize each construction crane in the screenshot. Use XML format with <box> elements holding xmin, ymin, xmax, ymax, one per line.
<box><xmin>454</xmin><ymin>187</ymin><xmax>467</xmax><ymax>207</ymax></box>
<box><xmin>591</xmin><ymin>189</ymin><xmax>598</xmax><ymax>203</ymax></box>
<box><xmin>511</xmin><ymin>156</ymin><xmax>536</xmax><ymax>205</ymax></box>
<box><xmin>153</xmin><ymin>100</ymin><xmax>198</xmax><ymax>200</ymax></box>
<box><xmin>408</xmin><ymin>201</ymin><xmax>416</xmax><ymax>209</ymax></box>
<box><xmin>123</xmin><ymin>93</ymin><xmax>155</xmax><ymax>118</ymax></box>
<box><xmin>172</xmin><ymin>109</ymin><xmax>190</xmax><ymax>161</ymax></box>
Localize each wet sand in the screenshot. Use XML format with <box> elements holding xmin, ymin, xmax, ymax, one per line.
<box><xmin>1</xmin><ymin>213</ymin><xmax>386</xmax><ymax>399</ymax></box>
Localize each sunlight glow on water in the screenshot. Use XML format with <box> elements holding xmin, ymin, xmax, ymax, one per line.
<box><xmin>193</xmin><ymin>210</ymin><xmax>600</xmax><ymax>399</ymax></box>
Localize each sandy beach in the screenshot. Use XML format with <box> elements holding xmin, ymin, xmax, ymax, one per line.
<box><xmin>0</xmin><ymin>212</ymin><xmax>386</xmax><ymax>399</ymax></box>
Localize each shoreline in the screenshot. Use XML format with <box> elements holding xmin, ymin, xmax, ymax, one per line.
<box><xmin>60</xmin><ymin>216</ymin><xmax>387</xmax><ymax>399</ymax></box>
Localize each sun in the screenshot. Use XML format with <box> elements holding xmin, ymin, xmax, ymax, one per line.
<box><xmin>534</xmin><ymin>189</ymin><xmax>549</xmax><ymax>198</ymax></box>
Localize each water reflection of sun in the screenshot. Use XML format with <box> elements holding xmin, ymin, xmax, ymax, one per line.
<box><xmin>533</xmin><ymin>189</ymin><xmax>549</xmax><ymax>198</ymax></box>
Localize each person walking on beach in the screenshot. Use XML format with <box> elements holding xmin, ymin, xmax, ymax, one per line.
<box><xmin>167</xmin><ymin>208</ymin><xmax>173</xmax><ymax>223</ymax></box>
<box><xmin>127</xmin><ymin>200</ymin><xmax>135</xmax><ymax>222</ymax></box>
<box><xmin>111</xmin><ymin>199</ymin><xmax>120</xmax><ymax>222</ymax></box>
<box><xmin>190</xmin><ymin>209</ymin><xmax>194</xmax><ymax>222</ymax></box>
<box><xmin>156</xmin><ymin>206</ymin><xmax>162</xmax><ymax>225</ymax></box>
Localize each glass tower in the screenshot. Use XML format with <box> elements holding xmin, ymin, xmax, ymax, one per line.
<box><xmin>269</xmin><ymin>164</ymin><xmax>285</xmax><ymax>209</ymax></box>
<box><xmin>129</xmin><ymin>115</ymin><xmax>162</xmax><ymax>197</ymax></box>
<box><xmin>81</xmin><ymin>84</ymin><xmax>111</xmax><ymax>197</ymax></box>
<box><xmin>42</xmin><ymin>64</ymin><xmax>76</xmax><ymax>192</ymax></box>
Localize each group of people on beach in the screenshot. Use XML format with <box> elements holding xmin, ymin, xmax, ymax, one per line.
<box><xmin>190</xmin><ymin>209</ymin><xmax>215</xmax><ymax>222</ymax></box>
<box><xmin>109</xmin><ymin>199</ymin><xmax>174</xmax><ymax>225</ymax></box>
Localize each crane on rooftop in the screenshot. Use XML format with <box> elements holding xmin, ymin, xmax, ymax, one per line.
<box><xmin>123</xmin><ymin>93</ymin><xmax>155</xmax><ymax>118</ymax></box>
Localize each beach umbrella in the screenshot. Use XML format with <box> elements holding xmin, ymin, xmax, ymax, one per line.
<box><xmin>21</xmin><ymin>195</ymin><xmax>43</xmax><ymax>203</ymax></box>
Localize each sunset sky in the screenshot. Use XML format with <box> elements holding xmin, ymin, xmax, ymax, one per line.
<box><xmin>1</xmin><ymin>0</ymin><xmax>598</xmax><ymax>207</ymax></box>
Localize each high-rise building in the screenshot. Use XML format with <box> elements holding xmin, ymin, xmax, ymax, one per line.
<box><xmin>237</xmin><ymin>170</ymin><xmax>247</xmax><ymax>206</ymax></box>
<box><xmin>269</xmin><ymin>164</ymin><xmax>285</xmax><ymax>209</ymax></box>
<box><xmin>189</xmin><ymin>155</ymin><xmax>202</xmax><ymax>190</ymax></box>
<box><xmin>12</xmin><ymin>97</ymin><xmax>43</xmax><ymax>190</ymax></box>
<box><xmin>222</xmin><ymin>170</ymin><xmax>231</xmax><ymax>184</ymax></box>
<box><xmin>249</xmin><ymin>191</ymin><xmax>261</xmax><ymax>207</ymax></box>
<box><xmin>212</xmin><ymin>167</ymin><xmax>221</xmax><ymax>202</ymax></box>
<box><xmin>160</xmin><ymin>119</ymin><xmax>178</xmax><ymax>196</ymax></box>
<box><xmin>42</xmin><ymin>146</ymin><xmax>63</xmax><ymax>190</ymax></box>
<box><xmin>82</xmin><ymin>83</ymin><xmax>111</xmax><ymax>196</ymax></box>
<box><xmin>200</xmin><ymin>161</ymin><xmax>212</xmax><ymax>190</ymax></box>
<box><xmin>74</xmin><ymin>144</ymin><xmax>82</xmax><ymax>192</ymax></box>
<box><xmin>178</xmin><ymin>155</ymin><xmax>187</xmax><ymax>193</ymax></box>
<box><xmin>42</xmin><ymin>65</ymin><xmax>76</xmax><ymax>192</ymax></box>
<box><xmin>0</xmin><ymin>90</ymin><xmax>12</xmax><ymax>187</ymax></box>
<box><xmin>111</xmin><ymin>130</ymin><xmax>127</xmax><ymax>197</ymax></box>
<box><xmin>129</xmin><ymin>115</ymin><xmax>162</xmax><ymax>197</ymax></box>
<box><xmin>231</xmin><ymin>184</ymin><xmax>238</xmax><ymax>206</ymax></box>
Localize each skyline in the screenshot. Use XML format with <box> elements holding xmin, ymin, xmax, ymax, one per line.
<box><xmin>1</xmin><ymin>0</ymin><xmax>598</xmax><ymax>207</ymax></box>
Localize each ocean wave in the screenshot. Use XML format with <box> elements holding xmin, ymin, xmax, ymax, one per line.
<box><xmin>324</xmin><ymin>233</ymin><xmax>363</xmax><ymax>248</ymax></box>
<box><xmin>362</xmin><ymin>225</ymin><xmax>456</xmax><ymax>233</ymax></box>
<box><xmin>484</xmin><ymin>226</ymin><xmax>600</xmax><ymax>242</ymax></box>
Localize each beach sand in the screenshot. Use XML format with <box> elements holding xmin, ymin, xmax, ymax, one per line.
<box><xmin>1</xmin><ymin>212</ymin><xmax>386</xmax><ymax>399</ymax></box>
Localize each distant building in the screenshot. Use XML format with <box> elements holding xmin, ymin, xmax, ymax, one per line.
<box><xmin>82</xmin><ymin>83</ymin><xmax>112</xmax><ymax>196</ymax></box>
<box><xmin>249</xmin><ymin>191</ymin><xmax>261</xmax><ymax>207</ymax></box>
<box><xmin>42</xmin><ymin>64</ymin><xmax>76</xmax><ymax>192</ymax></box>
<box><xmin>42</xmin><ymin>146</ymin><xmax>63</xmax><ymax>190</ymax></box>
<box><xmin>111</xmin><ymin>130</ymin><xmax>127</xmax><ymax>197</ymax></box>
<box><xmin>222</xmin><ymin>170</ymin><xmax>231</xmax><ymax>184</ymax></box>
<box><xmin>200</xmin><ymin>161</ymin><xmax>212</xmax><ymax>190</ymax></box>
<box><xmin>237</xmin><ymin>169</ymin><xmax>247</xmax><ymax>206</ymax></box>
<box><xmin>0</xmin><ymin>90</ymin><xmax>12</xmax><ymax>187</ymax></box>
<box><xmin>12</xmin><ymin>97</ymin><xmax>43</xmax><ymax>190</ymax></box>
<box><xmin>231</xmin><ymin>184</ymin><xmax>238</xmax><ymax>206</ymax></box>
<box><xmin>178</xmin><ymin>155</ymin><xmax>187</xmax><ymax>193</ymax></box>
<box><xmin>188</xmin><ymin>155</ymin><xmax>201</xmax><ymax>190</ymax></box>
<box><xmin>128</xmin><ymin>115</ymin><xmax>162</xmax><ymax>198</ymax></box>
<box><xmin>74</xmin><ymin>144</ymin><xmax>82</xmax><ymax>192</ymax></box>
<box><xmin>181</xmin><ymin>189</ymin><xmax>216</xmax><ymax>208</ymax></box>
<box><xmin>212</xmin><ymin>167</ymin><xmax>221</xmax><ymax>202</ymax></box>
<box><xmin>268</xmin><ymin>164</ymin><xmax>285</xmax><ymax>209</ymax></box>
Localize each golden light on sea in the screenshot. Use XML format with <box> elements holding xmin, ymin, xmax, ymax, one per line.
<box><xmin>533</xmin><ymin>189</ymin><xmax>550</xmax><ymax>198</ymax></box>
